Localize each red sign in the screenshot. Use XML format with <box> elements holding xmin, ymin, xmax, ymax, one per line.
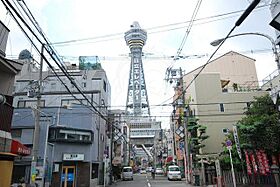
<box><xmin>250</xmin><ymin>152</ymin><xmax>258</xmax><ymax>174</ymax></box>
<box><xmin>244</xmin><ymin>150</ymin><xmax>252</xmax><ymax>175</ymax></box>
<box><xmin>166</xmin><ymin>156</ymin><xmax>173</xmax><ymax>163</ymax></box>
<box><xmin>260</xmin><ymin>150</ymin><xmax>270</xmax><ymax>174</ymax></box>
<box><xmin>256</xmin><ymin>150</ymin><xmax>265</xmax><ymax>175</ymax></box>
<box><xmin>10</xmin><ymin>140</ymin><xmax>31</xmax><ymax>156</ymax></box>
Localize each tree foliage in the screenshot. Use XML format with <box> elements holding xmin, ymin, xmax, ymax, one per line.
<box><xmin>238</xmin><ymin>94</ymin><xmax>280</xmax><ymax>155</ymax></box>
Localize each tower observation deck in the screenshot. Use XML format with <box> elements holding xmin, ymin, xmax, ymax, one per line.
<box><xmin>125</xmin><ymin>22</ymin><xmax>150</xmax><ymax>117</ymax></box>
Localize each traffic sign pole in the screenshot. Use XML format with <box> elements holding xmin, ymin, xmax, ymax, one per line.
<box><xmin>226</xmin><ymin>140</ymin><xmax>236</xmax><ymax>187</ymax></box>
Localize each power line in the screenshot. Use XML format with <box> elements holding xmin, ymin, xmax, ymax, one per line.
<box><xmin>13</xmin><ymin>111</ymin><xmax>247</xmax><ymax>123</ymax></box>
<box><xmin>1</xmin><ymin>0</ymin><xmax>107</xmax><ymax>121</ymax></box>
<box><xmin>175</xmin><ymin>0</ymin><xmax>203</xmax><ymax>59</ymax></box>
<box><xmin>160</xmin><ymin>0</ymin><xmax>261</xmax><ymax>106</ymax></box>
<box><xmin>48</xmin><ymin>3</ymin><xmax>271</xmax><ymax>47</ymax></box>
<box><xmin>3</xmin><ymin>0</ymin><xmax>267</xmax><ymax>115</ymax></box>
<box><xmin>18</xmin><ymin>0</ymin><xmax>102</xmax><ymax>109</ymax></box>
<box><xmin>65</xmin><ymin>100</ymin><xmax>254</xmax><ymax>108</ymax></box>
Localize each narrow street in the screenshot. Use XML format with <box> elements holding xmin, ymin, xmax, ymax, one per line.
<box><xmin>112</xmin><ymin>174</ymin><xmax>192</xmax><ymax>187</ymax></box>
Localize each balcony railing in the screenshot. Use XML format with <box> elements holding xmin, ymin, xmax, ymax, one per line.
<box><xmin>261</xmin><ymin>69</ymin><xmax>279</xmax><ymax>86</ymax></box>
<box><xmin>222</xmin><ymin>86</ymin><xmax>263</xmax><ymax>93</ymax></box>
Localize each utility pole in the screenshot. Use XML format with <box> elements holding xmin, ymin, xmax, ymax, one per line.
<box><xmin>30</xmin><ymin>44</ymin><xmax>44</xmax><ymax>186</ymax></box>
<box><xmin>109</xmin><ymin>117</ymin><xmax>114</xmax><ymax>184</ymax></box>
<box><xmin>184</xmin><ymin>107</ymin><xmax>190</xmax><ymax>184</ymax></box>
<box><xmin>179</xmin><ymin>68</ymin><xmax>191</xmax><ymax>184</ymax></box>
<box><xmin>226</xmin><ymin>140</ymin><xmax>237</xmax><ymax>187</ymax></box>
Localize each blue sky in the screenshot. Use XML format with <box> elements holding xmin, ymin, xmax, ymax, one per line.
<box><xmin>0</xmin><ymin>0</ymin><xmax>277</xmax><ymax>128</ymax></box>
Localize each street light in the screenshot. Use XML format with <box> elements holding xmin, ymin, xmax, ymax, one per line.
<box><xmin>210</xmin><ymin>32</ymin><xmax>280</xmax><ymax>72</ymax></box>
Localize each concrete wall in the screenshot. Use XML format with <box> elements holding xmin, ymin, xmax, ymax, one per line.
<box><xmin>190</xmin><ymin>73</ymin><xmax>267</xmax><ymax>153</ymax></box>
<box><xmin>184</xmin><ymin>51</ymin><xmax>259</xmax><ymax>100</ymax></box>
<box><xmin>0</xmin><ymin>71</ymin><xmax>15</xmax><ymax>96</ymax></box>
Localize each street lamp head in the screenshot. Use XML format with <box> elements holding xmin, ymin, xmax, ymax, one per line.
<box><xmin>210</xmin><ymin>38</ymin><xmax>224</xmax><ymax>47</ymax></box>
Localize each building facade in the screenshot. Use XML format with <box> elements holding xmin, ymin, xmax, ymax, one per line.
<box><xmin>11</xmin><ymin>56</ymin><xmax>111</xmax><ymax>187</ymax></box>
<box><xmin>183</xmin><ymin>51</ymin><xmax>268</xmax><ymax>154</ymax></box>
<box><xmin>187</xmin><ymin>73</ymin><xmax>267</xmax><ymax>153</ymax></box>
<box><xmin>107</xmin><ymin>110</ymin><xmax>129</xmax><ymax>182</ymax></box>
<box><xmin>0</xmin><ymin>20</ymin><xmax>29</xmax><ymax>187</ymax></box>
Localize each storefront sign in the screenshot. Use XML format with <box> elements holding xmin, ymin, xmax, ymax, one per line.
<box><xmin>112</xmin><ymin>156</ymin><xmax>122</xmax><ymax>165</ymax></box>
<box><xmin>10</xmin><ymin>139</ymin><xmax>31</xmax><ymax>155</ymax></box>
<box><xmin>63</xmin><ymin>153</ymin><xmax>84</xmax><ymax>161</ymax></box>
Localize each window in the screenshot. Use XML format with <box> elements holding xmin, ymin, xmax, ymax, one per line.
<box><xmin>246</xmin><ymin>102</ymin><xmax>251</xmax><ymax>108</ymax></box>
<box><xmin>67</xmin><ymin>133</ymin><xmax>79</xmax><ymax>140</ymax></box>
<box><xmin>123</xmin><ymin>167</ymin><xmax>132</xmax><ymax>172</ymax></box>
<box><xmin>123</xmin><ymin>126</ymin><xmax>127</xmax><ymax>135</ymax></box>
<box><xmin>49</xmin><ymin>128</ymin><xmax>92</xmax><ymax>143</ymax></box>
<box><xmin>48</xmin><ymin>129</ymin><xmax>56</xmax><ymax>140</ymax></box>
<box><xmin>103</xmin><ymin>80</ymin><xmax>107</xmax><ymax>92</ymax></box>
<box><xmin>61</xmin><ymin>99</ymin><xmax>87</xmax><ymax>106</ymax></box>
<box><xmin>11</xmin><ymin>129</ymin><xmax>22</xmax><ymax>138</ymax></box>
<box><xmin>220</xmin><ymin>103</ymin><xmax>225</xmax><ymax>112</ymax></box>
<box><xmin>92</xmin><ymin>163</ymin><xmax>99</xmax><ymax>179</ymax></box>
<box><xmin>57</xmin><ymin>132</ymin><xmax>66</xmax><ymax>139</ymax></box>
<box><xmin>18</xmin><ymin>101</ymin><xmax>25</xmax><ymax>108</ymax></box>
<box><xmin>82</xmin><ymin>82</ymin><xmax>87</xmax><ymax>88</ymax></box>
<box><xmin>81</xmin><ymin>135</ymin><xmax>90</xmax><ymax>141</ymax></box>
<box><xmin>17</xmin><ymin>100</ymin><xmax>45</xmax><ymax>108</ymax></box>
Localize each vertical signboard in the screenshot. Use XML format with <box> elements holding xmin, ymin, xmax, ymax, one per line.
<box><xmin>233</xmin><ymin>125</ymin><xmax>242</xmax><ymax>160</ymax></box>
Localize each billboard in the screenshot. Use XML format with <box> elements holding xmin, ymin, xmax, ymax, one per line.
<box><xmin>78</xmin><ymin>56</ymin><xmax>102</xmax><ymax>70</ymax></box>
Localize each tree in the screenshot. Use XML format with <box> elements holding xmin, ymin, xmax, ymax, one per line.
<box><xmin>238</xmin><ymin>94</ymin><xmax>280</xmax><ymax>155</ymax></box>
<box><xmin>187</xmin><ymin>117</ymin><xmax>209</xmax><ymax>165</ymax></box>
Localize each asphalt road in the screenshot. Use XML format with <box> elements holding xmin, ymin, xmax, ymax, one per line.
<box><xmin>112</xmin><ymin>173</ymin><xmax>192</xmax><ymax>187</ymax></box>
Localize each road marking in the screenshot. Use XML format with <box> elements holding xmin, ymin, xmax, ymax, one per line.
<box><xmin>147</xmin><ymin>182</ymin><xmax>151</xmax><ymax>187</ymax></box>
<box><xmin>146</xmin><ymin>175</ymin><xmax>148</xmax><ymax>179</ymax></box>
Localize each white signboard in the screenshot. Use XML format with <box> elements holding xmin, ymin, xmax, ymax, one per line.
<box><xmin>233</xmin><ymin>125</ymin><xmax>242</xmax><ymax>160</ymax></box>
<box><xmin>215</xmin><ymin>160</ymin><xmax>221</xmax><ymax>177</ymax></box>
<box><xmin>63</xmin><ymin>153</ymin><xmax>84</xmax><ymax>161</ymax></box>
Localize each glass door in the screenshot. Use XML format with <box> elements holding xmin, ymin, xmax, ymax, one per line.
<box><xmin>61</xmin><ymin>166</ymin><xmax>75</xmax><ymax>187</ymax></box>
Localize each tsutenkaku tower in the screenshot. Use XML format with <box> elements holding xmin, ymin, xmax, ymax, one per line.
<box><xmin>124</xmin><ymin>22</ymin><xmax>150</xmax><ymax>116</ymax></box>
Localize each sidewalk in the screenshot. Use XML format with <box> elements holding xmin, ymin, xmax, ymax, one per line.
<box><xmin>96</xmin><ymin>179</ymin><xmax>121</xmax><ymax>187</ymax></box>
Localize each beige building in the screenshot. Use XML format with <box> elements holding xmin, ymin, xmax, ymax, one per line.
<box><xmin>183</xmin><ymin>51</ymin><xmax>268</xmax><ymax>154</ymax></box>
<box><xmin>261</xmin><ymin>69</ymin><xmax>280</xmax><ymax>104</ymax></box>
